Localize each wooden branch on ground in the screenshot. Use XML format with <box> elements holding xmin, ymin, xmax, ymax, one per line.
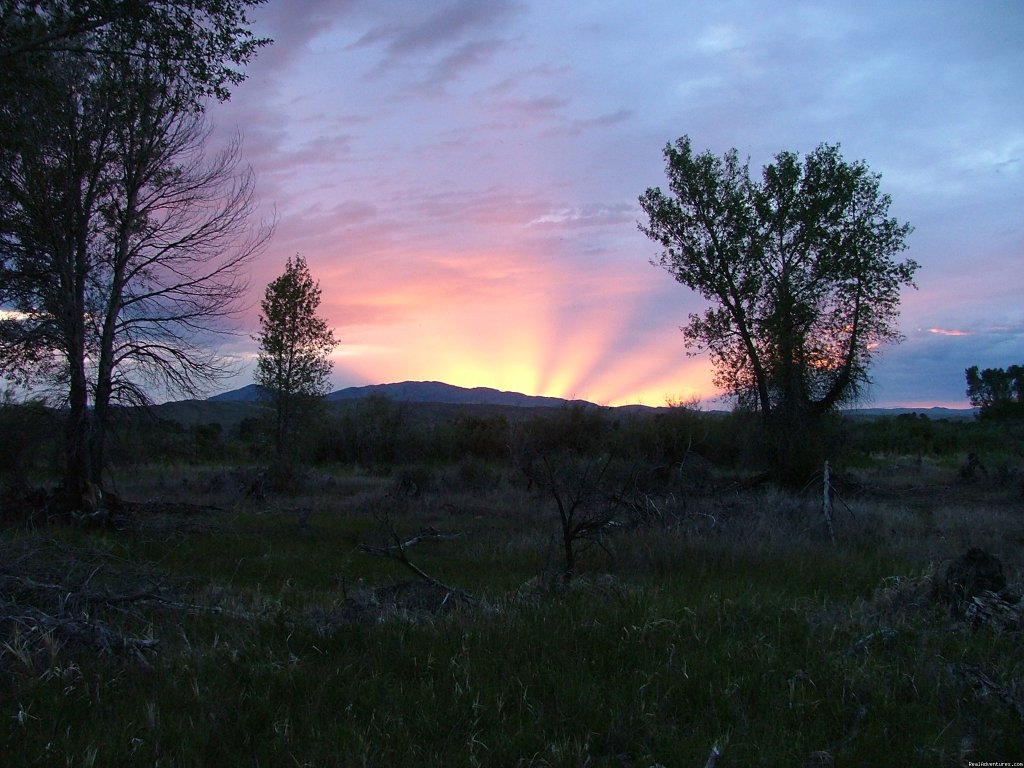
<box><xmin>0</xmin><ymin>570</ymin><xmax>275</xmax><ymax>622</ymax></box>
<box><xmin>955</xmin><ymin>663</ymin><xmax>1024</xmax><ymax>721</ymax></box>
<box><xmin>1</xmin><ymin>597</ymin><xmax>159</xmax><ymax>659</ymax></box>
<box><xmin>0</xmin><ymin>573</ymin><xmax>163</xmax><ymax>607</ymax></box>
<box><xmin>359</xmin><ymin>526</ymin><xmax>464</xmax><ymax>553</ymax></box>
<box><xmin>358</xmin><ymin>522</ymin><xmax>477</xmax><ymax>606</ymax></box>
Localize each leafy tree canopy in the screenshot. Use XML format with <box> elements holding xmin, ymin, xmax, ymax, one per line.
<box><xmin>0</xmin><ymin>0</ymin><xmax>270</xmax><ymax>105</ymax></box>
<box><xmin>640</xmin><ymin>136</ymin><xmax>917</xmax><ymax>420</ymax></box>
<box><xmin>255</xmin><ymin>254</ymin><xmax>338</xmax><ymax>459</ymax></box>
<box><xmin>966</xmin><ymin>364</ymin><xmax>1024</xmax><ymax>420</ymax></box>
<box><xmin>0</xmin><ymin>0</ymin><xmax>270</xmax><ymax>511</ymax></box>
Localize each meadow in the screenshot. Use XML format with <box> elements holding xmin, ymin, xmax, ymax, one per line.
<box><xmin>1</xmin><ymin>402</ymin><xmax>1022</xmax><ymax>766</ymax></box>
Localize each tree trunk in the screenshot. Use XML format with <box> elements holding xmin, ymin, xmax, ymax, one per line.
<box><xmin>91</xmin><ymin>185</ymin><xmax>133</xmax><ymax>500</ymax></box>
<box><xmin>61</xmin><ymin>347</ymin><xmax>98</xmax><ymax>513</ymax></box>
<box><xmin>563</xmin><ymin>526</ymin><xmax>576</xmax><ymax>579</ymax></box>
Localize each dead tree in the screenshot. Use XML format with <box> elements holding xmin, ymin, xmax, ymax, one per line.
<box><xmin>358</xmin><ymin>516</ymin><xmax>476</xmax><ymax>606</ymax></box>
<box><xmin>520</xmin><ymin>449</ymin><xmax>628</xmax><ymax>579</ymax></box>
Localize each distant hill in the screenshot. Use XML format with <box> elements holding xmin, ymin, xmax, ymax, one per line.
<box><xmin>148</xmin><ymin>398</ymin><xmax>264</xmax><ymax>428</ymax></box>
<box><xmin>204</xmin><ymin>380</ymin><xmax>975</xmax><ymax>419</ymax></box>
<box><xmin>843</xmin><ymin>406</ymin><xmax>976</xmax><ymax>420</ymax></box>
<box><xmin>209</xmin><ymin>380</ymin><xmax>596</xmax><ymax>409</ymax></box>
<box><xmin>326</xmin><ymin>381</ymin><xmax>595</xmax><ymax>409</ymax></box>
<box><xmin>207</xmin><ymin>383</ymin><xmax>268</xmax><ymax>402</ymax></box>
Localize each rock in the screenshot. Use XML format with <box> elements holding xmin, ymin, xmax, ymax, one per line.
<box><xmin>941</xmin><ymin>548</ymin><xmax>1007</xmax><ymax>614</ymax></box>
<box><xmin>964</xmin><ymin>590</ymin><xmax>1024</xmax><ymax>631</ymax></box>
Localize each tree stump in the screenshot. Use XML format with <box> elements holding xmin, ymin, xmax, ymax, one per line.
<box><xmin>940</xmin><ymin>548</ymin><xmax>1006</xmax><ymax>615</ymax></box>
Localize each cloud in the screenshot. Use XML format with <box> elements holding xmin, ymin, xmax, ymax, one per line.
<box><xmin>203</xmin><ymin>0</ymin><xmax>1024</xmax><ymax>406</ymax></box>
<box><xmin>527</xmin><ymin>203</ymin><xmax>634</xmax><ymax>229</ymax></box>
<box><xmin>867</xmin><ymin>321</ymin><xmax>1024</xmax><ymax>407</ymax></box>
<box><xmin>349</xmin><ymin>1</ymin><xmax>518</xmax><ymax>56</ymax></box>
<box><xmin>430</xmin><ymin>39</ymin><xmax>508</xmax><ymax>86</ymax></box>
<box><xmin>695</xmin><ymin>23</ymin><xmax>740</xmax><ymax>54</ymax></box>
<box><xmin>345</xmin><ymin>0</ymin><xmax>522</xmax><ymax>89</ymax></box>
<box><xmin>239</xmin><ymin>0</ymin><xmax>352</xmax><ymax>75</ymax></box>
<box><xmin>553</xmin><ymin>108</ymin><xmax>634</xmax><ymax>137</ymax></box>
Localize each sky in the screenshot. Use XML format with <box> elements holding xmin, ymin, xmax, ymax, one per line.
<box><xmin>206</xmin><ymin>0</ymin><xmax>1023</xmax><ymax>408</ymax></box>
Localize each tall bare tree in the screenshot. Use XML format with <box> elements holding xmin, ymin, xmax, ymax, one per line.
<box><xmin>0</xmin><ymin>9</ymin><xmax>270</xmax><ymax>511</ymax></box>
<box><xmin>0</xmin><ymin>50</ymin><xmax>113</xmax><ymax>505</ymax></box>
<box><xmin>103</xmin><ymin>75</ymin><xmax>271</xmax><ymax>482</ymax></box>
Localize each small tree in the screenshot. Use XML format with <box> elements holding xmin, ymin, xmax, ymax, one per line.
<box><xmin>520</xmin><ymin>449</ymin><xmax>621</xmax><ymax>579</ymax></box>
<box><xmin>255</xmin><ymin>255</ymin><xmax>338</xmax><ymax>461</ymax></box>
<box><xmin>640</xmin><ymin>136</ymin><xmax>917</xmax><ymax>483</ymax></box>
<box><xmin>512</xmin><ymin>416</ymin><xmax>636</xmax><ymax>579</ymax></box>
<box><xmin>966</xmin><ymin>365</ymin><xmax>1024</xmax><ymax>420</ymax></box>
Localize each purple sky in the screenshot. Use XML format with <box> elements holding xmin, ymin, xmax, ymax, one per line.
<box><xmin>208</xmin><ymin>0</ymin><xmax>1023</xmax><ymax>408</ymax></box>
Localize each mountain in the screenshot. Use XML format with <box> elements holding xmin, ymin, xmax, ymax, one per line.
<box><xmin>206</xmin><ymin>383</ymin><xmax>268</xmax><ymax>402</ymax></box>
<box><xmin>205</xmin><ymin>381</ymin><xmax>975</xmax><ymax>419</ymax></box>
<box><xmin>326</xmin><ymin>381</ymin><xmax>595</xmax><ymax>408</ymax></box>
<box><xmin>843</xmin><ymin>406</ymin><xmax>976</xmax><ymax>420</ymax></box>
<box><xmin>208</xmin><ymin>380</ymin><xmax>596</xmax><ymax>409</ymax></box>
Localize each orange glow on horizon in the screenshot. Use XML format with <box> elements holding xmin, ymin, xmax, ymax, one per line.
<box><xmin>312</xmin><ymin>241</ymin><xmax>723</xmax><ymax>407</ymax></box>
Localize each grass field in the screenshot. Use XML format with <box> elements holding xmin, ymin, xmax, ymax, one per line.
<box><xmin>1</xmin><ymin>457</ymin><xmax>1022</xmax><ymax>766</ymax></box>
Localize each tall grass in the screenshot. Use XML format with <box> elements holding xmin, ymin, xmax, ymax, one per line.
<box><xmin>2</xmin><ymin>460</ymin><xmax>1022</xmax><ymax>766</ymax></box>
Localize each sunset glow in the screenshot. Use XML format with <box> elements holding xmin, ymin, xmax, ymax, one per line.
<box><xmin>312</xmin><ymin>246</ymin><xmax>715</xmax><ymax>406</ymax></box>
<box><xmin>205</xmin><ymin>1</ymin><xmax>1022</xmax><ymax>409</ymax></box>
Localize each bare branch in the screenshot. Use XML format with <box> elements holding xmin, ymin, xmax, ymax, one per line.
<box><xmin>359</xmin><ymin>517</ymin><xmax>478</xmax><ymax>606</ymax></box>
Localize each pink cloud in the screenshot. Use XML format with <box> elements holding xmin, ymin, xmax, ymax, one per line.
<box><xmin>206</xmin><ymin>1</ymin><xmax>1023</xmax><ymax>409</ymax></box>
<box><xmin>350</xmin><ymin>1</ymin><xmax>519</xmax><ymax>56</ymax></box>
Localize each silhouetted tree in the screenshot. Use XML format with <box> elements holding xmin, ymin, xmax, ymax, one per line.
<box><xmin>0</xmin><ymin>0</ymin><xmax>269</xmax><ymax>104</ymax></box>
<box><xmin>966</xmin><ymin>365</ymin><xmax>1024</xmax><ymax>420</ymax></box>
<box><xmin>520</xmin><ymin>449</ymin><xmax>620</xmax><ymax>579</ymax></box>
<box><xmin>255</xmin><ymin>255</ymin><xmax>338</xmax><ymax>461</ymax></box>
<box><xmin>640</xmin><ymin>136</ymin><xmax>917</xmax><ymax>483</ymax></box>
<box><xmin>0</xmin><ymin>6</ymin><xmax>269</xmax><ymax>513</ymax></box>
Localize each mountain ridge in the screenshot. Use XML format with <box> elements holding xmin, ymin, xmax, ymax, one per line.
<box><xmin>207</xmin><ymin>380</ymin><xmax>597</xmax><ymax>409</ymax></box>
<box><xmin>205</xmin><ymin>380</ymin><xmax>975</xmax><ymax>418</ymax></box>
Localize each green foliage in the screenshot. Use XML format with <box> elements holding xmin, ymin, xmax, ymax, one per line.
<box><xmin>0</xmin><ymin>0</ymin><xmax>270</xmax><ymax>105</ymax></box>
<box><xmin>305</xmin><ymin>396</ymin><xmax>419</xmax><ymax>468</ymax></box>
<box><xmin>514</xmin><ymin>404</ymin><xmax>609</xmax><ymax>459</ymax></box>
<box><xmin>437</xmin><ymin>415</ymin><xmax>510</xmax><ymax>462</ymax></box>
<box><xmin>842</xmin><ymin>412</ymin><xmax>1024</xmax><ymax>464</ymax></box>
<box><xmin>254</xmin><ymin>255</ymin><xmax>338</xmax><ymax>460</ymax></box>
<box><xmin>255</xmin><ymin>255</ymin><xmax>337</xmax><ymax>401</ymax></box>
<box><xmin>3</xmin><ymin>482</ymin><xmax>1021</xmax><ymax>766</ymax></box>
<box><xmin>966</xmin><ymin>364</ymin><xmax>1024</xmax><ymax>420</ymax></box>
<box><xmin>640</xmin><ymin>137</ymin><xmax>917</xmax><ymax>483</ymax></box>
<box><xmin>346</xmin><ymin>395</ymin><xmax>408</xmax><ymax>467</ymax></box>
<box><xmin>191</xmin><ymin>422</ymin><xmax>223</xmax><ymax>462</ymax></box>
<box><xmin>640</xmin><ymin>137</ymin><xmax>917</xmax><ymax>417</ymax></box>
